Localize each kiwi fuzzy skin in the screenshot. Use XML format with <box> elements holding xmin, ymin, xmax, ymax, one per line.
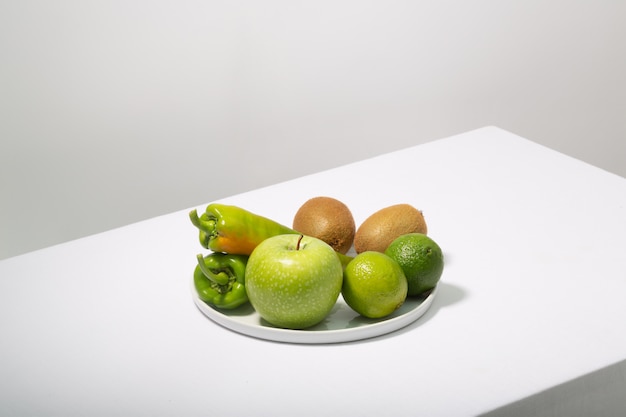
<box><xmin>354</xmin><ymin>204</ymin><xmax>427</xmax><ymax>254</ymax></box>
<box><xmin>292</xmin><ymin>197</ymin><xmax>356</xmax><ymax>254</ymax></box>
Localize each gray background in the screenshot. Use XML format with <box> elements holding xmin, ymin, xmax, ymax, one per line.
<box><xmin>1</xmin><ymin>1</ymin><xmax>625</xmax><ymax>260</ymax></box>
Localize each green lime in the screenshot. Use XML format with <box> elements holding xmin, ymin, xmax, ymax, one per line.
<box><xmin>342</xmin><ymin>251</ymin><xmax>408</xmax><ymax>318</ymax></box>
<box><xmin>385</xmin><ymin>233</ymin><xmax>444</xmax><ymax>296</ymax></box>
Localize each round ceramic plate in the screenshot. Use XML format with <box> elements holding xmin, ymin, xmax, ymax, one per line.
<box><xmin>192</xmin><ymin>279</ymin><xmax>437</xmax><ymax>344</ymax></box>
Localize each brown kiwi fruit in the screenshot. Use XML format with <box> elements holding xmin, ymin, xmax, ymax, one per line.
<box><xmin>292</xmin><ymin>196</ymin><xmax>356</xmax><ymax>254</ymax></box>
<box><xmin>354</xmin><ymin>204</ymin><xmax>427</xmax><ymax>254</ymax></box>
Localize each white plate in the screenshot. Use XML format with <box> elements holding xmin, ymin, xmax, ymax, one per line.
<box><xmin>192</xmin><ymin>279</ymin><xmax>437</xmax><ymax>344</ymax></box>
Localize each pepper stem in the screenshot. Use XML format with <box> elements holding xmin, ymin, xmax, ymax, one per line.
<box><xmin>189</xmin><ymin>210</ymin><xmax>216</xmax><ymax>234</ymax></box>
<box><xmin>196</xmin><ymin>254</ymin><xmax>230</xmax><ymax>286</ymax></box>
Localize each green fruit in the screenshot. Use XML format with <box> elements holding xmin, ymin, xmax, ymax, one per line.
<box><xmin>385</xmin><ymin>233</ymin><xmax>443</xmax><ymax>296</ymax></box>
<box><xmin>245</xmin><ymin>234</ymin><xmax>343</xmax><ymax>329</ymax></box>
<box><xmin>342</xmin><ymin>251</ymin><xmax>408</xmax><ymax>318</ymax></box>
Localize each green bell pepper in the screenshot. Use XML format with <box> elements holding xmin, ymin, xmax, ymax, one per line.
<box><xmin>194</xmin><ymin>252</ymin><xmax>249</xmax><ymax>309</ymax></box>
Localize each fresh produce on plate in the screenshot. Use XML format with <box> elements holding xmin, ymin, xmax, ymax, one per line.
<box><xmin>189</xmin><ymin>198</ymin><xmax>444</xmax><ymax>330</ymax></box>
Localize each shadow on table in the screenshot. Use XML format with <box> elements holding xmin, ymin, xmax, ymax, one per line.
<box><xmin>421</xmin><ymin>281</ymin><xmax>466</xmax><ymax>320</ymax></box>
<box><xmin>356</xmin><ymin>281</ymin><xmax>467</xmax><ymax>343</ymax></box>
<box><xmin>479</xmin><ymin>358</ymin><xmax>626</xmax><ymax>417</ymax></box>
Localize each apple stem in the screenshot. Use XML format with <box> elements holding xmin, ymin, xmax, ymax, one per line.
<box><xmin>296</xmin><ymin>234</ymin><xmax>304</xmax><ymax>250</ymax></box>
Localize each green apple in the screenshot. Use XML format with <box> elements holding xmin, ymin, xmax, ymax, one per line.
<box><xmin>245</xmin><ymin>234</ymin><xmax>343</xmax><ymax>329</ymax></box>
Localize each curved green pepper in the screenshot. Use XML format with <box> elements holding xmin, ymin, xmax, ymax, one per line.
<box><xmin>189</xmin><ymin>203</ymin><xmax>298</xmax><ymax>255</ymax></box>
<box><xmin>194</xmin><ymin>252</ymin><xmax>249</xmax><ymax>309</ymax></box>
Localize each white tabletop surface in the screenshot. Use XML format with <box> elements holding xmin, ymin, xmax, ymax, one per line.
<box><xmin>1</xmin><ymin>126</ymin><xmax>625</xmax><ymax>416</ymax></box>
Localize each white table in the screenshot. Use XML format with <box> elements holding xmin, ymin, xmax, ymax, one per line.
<box><xmin>1</xmin><ymin>127</ymin><xmax>625</xmax><ymax>416</ymax></box>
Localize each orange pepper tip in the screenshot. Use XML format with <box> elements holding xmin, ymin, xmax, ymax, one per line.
<box><xmin>212</xmin><ymin>237</ymin><xmax>258</xmax><ymax>256</ymax></box>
